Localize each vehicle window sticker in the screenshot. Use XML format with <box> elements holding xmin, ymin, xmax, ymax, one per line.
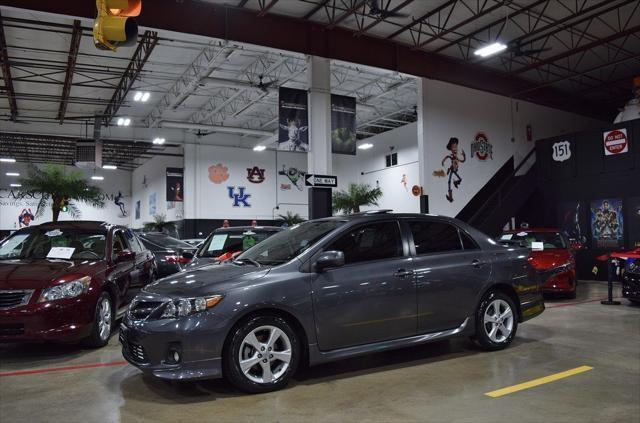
<box><xmin>500</xmin><ymin>234</ymin><xmax>513</xmax><ymax>240</ymax></box>
<box><xmin>47</xmin><ymin>246</ymin><xmax>75</xmax><ymax>259</ymax></box>
<box><xmin>44</xmin><ymin>229</ymin><xmax>63</xmax><ymax>237</ymax></box>
<box><xmin>208</xmin><ymin>234</ymin><xmax>228</xmax><ymax>251</ymax></box>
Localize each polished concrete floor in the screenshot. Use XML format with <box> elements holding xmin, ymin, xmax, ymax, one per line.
<box><xmin>1</xmin><ymin>281</ymin><xmax>638</xmax><ymax>423</ymax></box>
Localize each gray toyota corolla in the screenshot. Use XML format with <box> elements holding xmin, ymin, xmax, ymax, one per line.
<box><xmin>120</xmin><ymin>212</ymin><xmax>544</xmax><ymax>393</ymax></box>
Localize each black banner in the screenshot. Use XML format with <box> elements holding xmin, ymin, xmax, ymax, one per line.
<box><xmin>331</xmin><ymin>94</ymin><xmax>357</xmax><ymax>155</ymax></box>
<box><xmin>166</xmin><ymin>168</ymin><xmax>184</xmax><ymax>202</ymax></box>
<box><xmin>278</xmin><ymin>87</ymin><xmax>309</xmax><ymax>152</ymax></box>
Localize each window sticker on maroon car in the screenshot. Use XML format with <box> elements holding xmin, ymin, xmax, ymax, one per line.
<box><xmin>45</xmin><ymin>229</ymin><xmax>63</xmax><ymax>237</ymax></box>
<box><xmin>500</xmin><ymin>234</ymin><xmax>513</xmax><ymax>240</ymax></box>
<box><xmin>531</xmin><ymin>242</ymin><xmax>544</xmax><ymax>251</ymax></box>
<box><xmin>207</xmin><ymin>234</ymin><xmax>228</xmax><ymax>252</ymax></box>
<box><xmin>47</xmin><ymin>246</ymin><xmax>75</xmax><ymax>259</ymax></box>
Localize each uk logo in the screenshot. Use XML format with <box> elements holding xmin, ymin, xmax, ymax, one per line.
<box><xmin>227</xmin><ymin>186</ymin><xmax>251</xmax><ymax>207</ymax></box>
<box><xmin>246</xmin><ymin>166</ymin><xmax>266</xmax><ymax>183</ymax></box>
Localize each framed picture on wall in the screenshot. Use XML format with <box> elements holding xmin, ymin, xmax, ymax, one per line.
<box><xmin>135</xmin><ymin>200</ymin><xmax>140</xmax><ymax>220</ymax></box>
<box><xmin>557</xmin><ymin>201</ymin><xmax>588</xmax><ymax>246</ymax></box>
<box><xmin>590</xmin><ymin>198</ymin><xmax>624</xmax><ymax>249</ymax></box>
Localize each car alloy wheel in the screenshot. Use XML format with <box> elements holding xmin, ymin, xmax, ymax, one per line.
<box><xmin>238</xmin><ymin>325</ymin><xmax>292</xmax><ymax>384</ymax></box>
<box><xmin>483</xmin><ymin>299</ymin><xmax>513</xmax><ymax>343</ymax></box>
<box><xmin>98</xmin><ymin>296</ymin><xmax>113</xmax><ymax>342</ymax></box>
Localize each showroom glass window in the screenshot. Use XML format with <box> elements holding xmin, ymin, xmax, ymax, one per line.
<box><xmin>408</xmin><ymin>220</ymin><xmax>463</xmax><ymax>255</ymax></box>
<box><xmin>327</xmin><ymin>221</ymin><xmax>403</xmax><ymax>265</ymax></box>
<box><xmin>112</xmin><ymin>231</ymin><xmax>129</xmax><ymax>259</ymax></box>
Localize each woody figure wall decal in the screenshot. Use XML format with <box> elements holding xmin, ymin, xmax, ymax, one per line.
<box><xmin>433</xmin><ymin>137</ymin><xmax>466</xmax><ymax>203</ymax></box>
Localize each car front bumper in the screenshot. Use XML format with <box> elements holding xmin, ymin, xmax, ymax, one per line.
<box><xmin>539</xmin><ymin>267</ymin><xmax>576</xmax><ymax>293</ymax></box>
<box><xmin>622</xmin><ymin>273</ymin><xmax>640</xmax><ymax>300</ymax></box>
<box><xmin>119</xmin><ymin>311</ymin><xmax>228</xmax><ymax>381</ymax></box>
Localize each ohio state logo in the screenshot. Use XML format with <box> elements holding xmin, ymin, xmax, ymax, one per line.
<box><xmin>246</xmin><ymin>166</ymin><xmax>266</xmax><ymax>183</ymax></box>
<box><xmin>471</xmin><ymin>132</ymin><xmax>493</xmax><ymax>161</ymax></box>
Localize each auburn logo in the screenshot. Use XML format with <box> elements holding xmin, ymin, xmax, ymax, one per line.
<box><xmin>246</xmin><ymin>166</ymin><xmax>266</xmax><ymax>183</ymax></box>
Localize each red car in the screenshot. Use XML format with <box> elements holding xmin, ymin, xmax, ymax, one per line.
<box><xmin>501</xmin><ymin>228</ymin><xmax>577</xmax><ymax>298</ymax></box>
<box><xmin>0</xmin><ymin>221</ymin><xmax>156</xmax><ymax>347</ymax></box>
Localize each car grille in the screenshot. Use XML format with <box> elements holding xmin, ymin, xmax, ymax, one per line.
<box><xmin>129</xmin><ymin>342</ymin><xmax>148</xmax><ymax>362</ymax></box>
<box><xmin>0</xmin><ymin>324</ymin><xmax>25</xmax><ymax>336</ymax></box>
<box><xmin>128</xmin><ymin>301</ymin><xmax>164</xmax><ymax>321</ymax></box>
<box><xmin>0</xmin><ymin>290</ymin><xmax>33</xmax><ymax>309</ymax></box>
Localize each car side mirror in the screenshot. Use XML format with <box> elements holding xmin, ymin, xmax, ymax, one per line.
<box><xmin>315</xmin><ymin>250</ymin><xmax>345</xmax><ymax>272</ymax></box>
<box><xmin>115</xmin><ymin>250</ymin><xmax>135</xmax><ymax>263</ymax></box>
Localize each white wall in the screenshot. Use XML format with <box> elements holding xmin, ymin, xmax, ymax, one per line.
<box><xmin>0</xmin><ymin>163</ymin><xmax>131</xmax><ymax>230</ymax></box>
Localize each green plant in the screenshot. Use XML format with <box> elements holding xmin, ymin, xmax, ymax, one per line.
<box><xmin>276</xmin><ymin>211</ymin><xmax>305</xmax><ymax>226</ymax></box>
<box><xmin>18</xmin><ymin>164</ymin><xmax>104</xmax><ymax>222</ymax></box>
<box><xmin>143</xmin><ymin>214</ymin><xmax>177</xmax><ymax>234</ymax></box>
<box><xmin>332</xmin><ymin>183</ymin><xmax>382</xmax><ymax>214</ymax></box>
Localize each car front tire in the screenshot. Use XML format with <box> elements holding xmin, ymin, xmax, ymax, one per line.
<box><xmin>84</xmin><ymin>292</ymin><xmax>113</xmax><ymax>348</ymax></box>
<box><xmin>223</xmin><ymin>314</ymin><xmax>300</xmax><ymax>393</ymax></box>
<box><xmin>473</xmin><ymin>290</ymin><xmax>518</xmax><ymax>351</ymax></box>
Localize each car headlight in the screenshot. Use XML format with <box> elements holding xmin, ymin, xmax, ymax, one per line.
<box><xmin>160</xmin><ymin>295</ymin><xmax>223</xmax><ymax>319</ymax></box>
<box><xmin>39</xmin><ymin>276</ymin><xmax>91</xmax><ymax>302</ymax></box>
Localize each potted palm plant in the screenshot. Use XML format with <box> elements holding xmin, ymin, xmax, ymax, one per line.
<box><xmin>332</xmin><ymin>183</ymin><xmax>383</xmax><ymax>214</ymax></box>
<box><xmin>18</xmin><ymin>164</ymin><xmax>104</xmax><ymax>222</ymax></box>
<box><xmin>276</xmin><ymin>211</ymin><xmax>305</xmax><ymax>226</ymax></box>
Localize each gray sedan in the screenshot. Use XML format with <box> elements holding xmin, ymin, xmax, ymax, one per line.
<box><xmin>120</xmin><ymin>212</ymin><xmax>544</xmax><ymax>393</ymax></box>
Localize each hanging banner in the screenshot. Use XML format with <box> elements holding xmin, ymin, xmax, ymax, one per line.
<box><xmin>278</xmin><ymin>87</ymin><xmax>309</xmax><ymax>152</ymax></box>
<box><xmin>331</xmin><ymin>94</ymin><xmax>357</xmax><ymax>155</ymax></box>
<box><xmin>166</xmin><ymin>168</ymin><xmax>184</xmax><ymax>202</ymax></box>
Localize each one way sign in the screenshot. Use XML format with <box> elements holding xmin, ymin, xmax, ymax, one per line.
<box><xmin>305</xmin><ymin>174</ymin><xmax>338</xmax><ymax>188</ymax></box>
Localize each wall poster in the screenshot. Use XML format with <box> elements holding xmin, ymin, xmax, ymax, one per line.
<box><xmin>557</xmin><ymin>201</ymin><xmax>588</xmax><ymax>245</ymax></box>
<box><xmin>166</xmin><ymin>168</ymin><xmax>184</xmax><ymax>202</ymax></box>
<box><xmin>148</xmin><ymin>193</ymin><xmax>156</xmax><ymax>216</ymax></box>
<box><xmin>331</xmin><ymin>94</ymin><xmax>357</xmax><ymax>155</ymax></box>
<box><xmin>590</xmin><ymin>198</ymin><xmax>624</xmax><ymax>249</ymax></box>
<box><xmin>278</xmin><ymin>87</ymin><xmax>309</xmax><ymax>152</ymax></box>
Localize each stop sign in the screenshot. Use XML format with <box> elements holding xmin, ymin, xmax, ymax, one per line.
<box><xmin>603</xmin><ymin>129</ymin><xmax>629</xmax><ymax>155</ymax></box>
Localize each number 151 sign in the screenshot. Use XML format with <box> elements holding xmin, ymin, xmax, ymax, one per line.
<box><xmin>552</xmin><ymin>140</ymin><xmax>571</xmax><ymax>162</ymax></box>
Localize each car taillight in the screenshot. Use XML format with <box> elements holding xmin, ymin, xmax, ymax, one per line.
<box><xmin>166</xmin><ymin>255</ymin><xmax>192</xmax><ymax>264</ymax></box>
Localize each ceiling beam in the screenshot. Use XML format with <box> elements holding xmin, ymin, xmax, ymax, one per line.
<box><xmin>102</xmin><ymin>30</ymin><xmax>158</xmax><ymax>126</ymax></box>
<box><xmin>56</xmin><ymin>19</ymin><xmax>81</xmax><ymax>124</ymax></box>
<box><xmin>386</xmin><ymin>0</ymin><xmax>458</xmax><ymax>40</ymax></box>
<box><xmin>1</xmin><ymin>0</ymin><xmax>614</xmax><ymax>119</ymax></box>
<box><xmin>355</xmin><ymin>0</ymin><xmax>414</xmax><ymax>36</ymax></box>
<box><xmin>327</xmin><ymin>0</ymin><xmax>367</xmax><ymax>30</ymax></box>
<box><xmin>0</xmin><ymin>10</ymin><xmax>18</xmax><ymax>121</ymax></box>
<box><xmin>304</xmin><ymin>0</ymin><xmax>330</xmax><ymax>20</ymax></box>
<box><xmin>238</xmin><ymin>0</ymin><xmax>250</xmax><ymax>7</ymax></box>
<box><xmin>257</xmin><ymin>0</ymin><xmax>279</xmax><ymax>17</ymax></box>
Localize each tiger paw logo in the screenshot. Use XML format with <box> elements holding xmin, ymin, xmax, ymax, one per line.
<box><xmin>471</xmin><ymin>132</ymin><xmax>493</xmax><ymax>161</ymax></box>
<box><xmin>246</xmin><ymin>166</ymin><xmax>266</xmax><ymax>183</ymax></box>
<box><xmin>208</xmin><ymin>163</ymin><xmax>229</xmax><ymax>184</ymax></box>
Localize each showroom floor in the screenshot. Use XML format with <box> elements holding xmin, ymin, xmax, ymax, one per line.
<box><xmin>1</xmin><ymin>281</ymin><xmax>638</xmax><ymax>423</ymax></box>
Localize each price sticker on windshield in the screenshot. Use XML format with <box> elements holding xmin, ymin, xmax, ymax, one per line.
<box><xmin>47</xmin><ymin>247</ymin><xmax>75</xmax><ymax>260</ymax></box>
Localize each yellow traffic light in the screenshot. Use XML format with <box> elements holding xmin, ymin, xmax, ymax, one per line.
<box><xmin>93</xmin><ymin>0</ymin><xmax>141</xmax><ymax>51</ymax></box>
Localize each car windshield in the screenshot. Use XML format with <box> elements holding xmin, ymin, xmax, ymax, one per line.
<box><xmin>500</xmin><ymin>231</ymin><xmax>567</xmax><ymax>249</ymax></box>
<box><xmin>140</xmin><ymin>233</ymin><xmax>192</xmax><ymax>249</ymax></box>
<box><xmin>237</xmin><ymin>220</ymin><xmax>344</xmax><ymax>265</ymax></box>
<box><xmin>0</xmin><ymin>227</ymin><xmax>108</xmax><ymax>260</ymax></box>
<box><xmin>198</xmin><ymin>229</ymin><xmax>280</xmax><ymax>258</ymax></box>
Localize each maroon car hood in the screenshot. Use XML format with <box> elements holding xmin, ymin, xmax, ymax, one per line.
<box><xmin>0</xmin><ymin>259</ymin><xmax>106</xmax><ymax>290</ymax></box>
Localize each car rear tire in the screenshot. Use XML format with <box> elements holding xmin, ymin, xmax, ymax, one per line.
<box><xmin>473</xmin><ymin>290</ymin><xmax>518</xmax><ymax>351</ymax></box>
<box><xmin>84</xmin><ymin>292</ymin><xmax>113</xmax><ymax>348</ymax></box>
<box><xmin>223</xmin><ymin>314</ymin><xmax>300</xmax><ymax>393</ymax></box>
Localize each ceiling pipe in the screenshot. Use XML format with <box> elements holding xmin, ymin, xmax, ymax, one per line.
<box><xmin>160</xmin><ymin>120</ymin><xmax>275</xmax><ymax>137</ymax></box>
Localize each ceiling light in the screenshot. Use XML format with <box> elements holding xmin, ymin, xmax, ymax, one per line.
<box><xmin>91</xmin><ymin>176</ymin><xmax>104</xmax><ymax>181</ymax></box>
<box><xmin>141</xmin><ymin>92</ymin><xmax>150</xmax><ymax>102</ymax></box>
<box><xmin>153</xmin><ymin>137</ymin><xmax>166</xmax><ymax>145</ymax></box>
<box><xmin>117</xmin><ymin>117</ymin><xmax>131</xmax><ymax>126</ymax></box>
<box><xmin>134</xmin><ymin>91</ymin><xmax>151</xmax><ymax>102</ymax></box>
<box><xmin>102</xmin><ymin>165</ymin><xmax>117</xmax><ymax>170</ymax></box>
<box><xmin>6</xmin><ymin>172</ymin><xmax>20</xmax><ymax>176</ymax></box>
<box><xmin>474</xmin><ymin>42</ymin><xmax>507</xmax><ymax>57</ymax></box>
<box><xmin>253</xmin><ymin>145</ymin><xmax>266</xmax><ymax>151</ymax></box>
<box><xmin>0</xmin><ymin>157</ymin><xmax>16</xmax><ymax>163</ymax></box>
<box><xmin>10</xmin><ymin>183</ymin><xmax>21</xmax><ymax>187</ymax></box>
<box><xmin>358</xmin><ymin>143</ymin><xmax>374</xmax><ymax>150</ymax></box>
<box><xmin>134</xmin><ymin>92</ymin><xmax>143</xmax><ymax>101</ymax></box>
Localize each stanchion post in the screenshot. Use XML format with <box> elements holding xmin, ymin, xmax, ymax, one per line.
<box><xmin>601</xmin><ymin>253</ymin><xmax>621</xmax><ymax>305</ymax></box>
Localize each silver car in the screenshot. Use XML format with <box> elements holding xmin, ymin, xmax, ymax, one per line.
<box><xmin>120</xmin><ymin>212</ymin><xmax>544</xmax><ymax>393</ymax></box>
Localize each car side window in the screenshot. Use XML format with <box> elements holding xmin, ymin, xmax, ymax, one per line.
<box><xmin>327</xmin><ymin>221</ymin><xmax>402</xmax><ymax>265</ymax></box>
<box><xmin>460</xmin><ymin>230</ymin><xmax>480</xmax><ymax>250</ymax></box>
<box><xmin>408</xmin><ymin>220</ymin><xmax>462</xmax><ymax>255</ymax></box>
<box><xmin>112</xmin><ymin>231</ymin><xmax>129</xmax><ymax>259</ymax></box>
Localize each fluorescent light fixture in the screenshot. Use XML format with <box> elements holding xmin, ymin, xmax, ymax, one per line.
<box><xmin>141</xmin><ymin>92</ymin><xmax>150</xmax><ymax>102</ymax></box>
<box><xmin>91</xmin><ymin>176</ymin><xmax>104</xmax><ymax>181</ymax></box>
<box><xmin>358</xmin><ymin>143</ymin><xmax>374</xmax><ymax>150</ymax></box>
<box><xmin>10</xmin><ymin>183</ymin><xmax>21</xmax><ymax>187</ymax></box>
<box><xmin>102</xmin><ymin>165</ymin><xmax>117</xmax><ymax>170</ymax></box>
<box><xmin>117</xmin><ymin>117</ymin><xmax>131</xmax><ymax>126</ymax></box>
<box><xmin>5</xmin><ymin>172</ymin><xmax>20</xmax><ymax>176</ymax></box>
<box><xmin>474</xmin><ymin>42</ymin><xmax>507</xmax><ymax>57</ymax></box>
<box><xmin>153</xmin><ymin>137</ymin><xmax>166</xmax><ymax>145</ymax></box>
<box><xmin>0</xmin><ymin>157</ymin><xmax>16</xmax><ymax>163</ymax></box>
<box><xmin>134</xmin><ymin>91</ymin><xmax>151</xmax><ymax>102</ymax></box>
<box><xmin>134</xmin><ymin>92</ymin><xmax>143</xmax><ymax>101</ymax></box>
<box><xmin>253</xmin><ymin>145</ymin><xmax>266</xmax><ymax>151</ymax></box>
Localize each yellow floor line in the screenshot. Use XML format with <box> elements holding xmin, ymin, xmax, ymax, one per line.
<box><xmin>485</xmin><ymin>365</ymin><xmax>593</xmax><ymax>398</ymax></box>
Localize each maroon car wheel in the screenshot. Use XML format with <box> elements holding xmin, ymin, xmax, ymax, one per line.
<box><xmin>84</xmin><ymin>292</ymin><xmax>113</xmax><ymax>348</ymax></box>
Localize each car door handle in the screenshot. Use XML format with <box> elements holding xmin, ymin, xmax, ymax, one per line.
<box><xmin>394</xmin><ymin>269</ymin><xmax>415</xmax><ymax>278</ymax></box>
<box><xmin>471</xmin><ymin>259</ymin><xmax>485</xmax><ymax>268</ymax></box>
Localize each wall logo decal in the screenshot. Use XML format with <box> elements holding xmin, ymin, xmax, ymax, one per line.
<box><xmin>246</xmin><ymin>166</ymin><xmax>266</xmax><ymax>184</ymax></box>
<box><xmin>278</xmin><ymin>165</ymin><xmax>306</xmax><ymax>191</ymax></box>
<box><xmin>411</xmin><ymin>185</ymin><xmax>422</xmax><ymax>197</ymax></box>
<box><xmin>471</xmin><ymin>132</ymin><xmax>493</xmax><ymax>161</ymax></box>
<box><xmin>603</xmin><ymin>128</ymin><xmax>629</xmax><ymax>156</ymax></box>
<box><xmin>401</xmin><ymin>174</ymin><xmax>408</xmax><ymax>191</ymax></box>
<box><xmin>434</xmin><ymin>137</ymin><xmax>466</xmax><ymax>203</ymax></box>
<box><xmin>280</xmin><ymin>183</ymin><xmax>292</xmax><ymax>191</ymax></box>
<box><xmin>228</xmin><ymin>186</ymin><xmax>251</xmax><ymax>207</ymax></box>
<box><xmin>18</xmin><ymin>208</ymin><xmax>35</xmax><ymax>227</ymax></box>
<box><xmin>114</xmin><ymin>191</ymin><xmax>127</xmax><ymax>217</ymax></box>
<box><xmin>552</xmin><ymin>140</ymin><xmax>571</xmax><ymax>162</ymax></box>
<box><xmin>208</xmin><ymin>163</ymin><xmax>230</xmax><ymax>184</ymax></box>
<box><xmin>591</xmin><ymin>199</ymin><xmax>623</xmax><ymax>249</ymax></box>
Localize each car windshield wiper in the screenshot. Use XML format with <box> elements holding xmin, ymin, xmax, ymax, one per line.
<box><xmin>232</xmin><ymin>258</ymin><xmax>261</xmax><ymax>267</ymax></box>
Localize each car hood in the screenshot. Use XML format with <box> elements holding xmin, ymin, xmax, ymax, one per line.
<box><xmin>0</xmin><ymin>259</ymin><xmax>106</xmax><ymax>290</ymax></box>
<box><xmin>142</xmin><ymin>262</ymin><xmax>270</xmax><ymax>297</ymax></box>
<box><xmin>528</xmin><ymin>249</ymin><xmax>572</xmax><ymax>271</ymax></box>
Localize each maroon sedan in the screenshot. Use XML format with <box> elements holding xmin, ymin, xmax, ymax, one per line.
<box><xmin>0</xmin><ymin>221</ymin><xmax>156</xmax><ymax>347</ymax></box>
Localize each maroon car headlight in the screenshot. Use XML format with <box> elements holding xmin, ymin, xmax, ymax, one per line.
<box><xmin>39</xmin><ymin>276</ymin><xmax>91</xmax><ymax>302</ymax></box>
<box><xmin>160</xmin><ymin>295</ymin><xmax>223</xmax><ymax>319</ymax></box>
